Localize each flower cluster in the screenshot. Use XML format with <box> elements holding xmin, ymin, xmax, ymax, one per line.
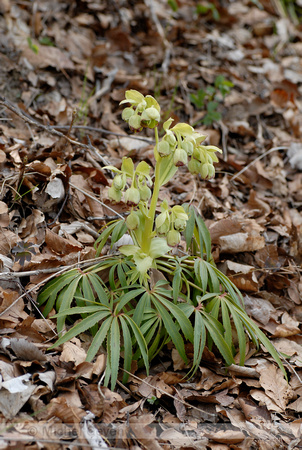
<box><xmin>106</xmin><ymin>157</ymin><xmax>152</xmax><ymax>208</ymax></box>
<box><xmin>158</xmin><ymin>118</ymin><xmax>222</xmax><ymax>179</ymax></box>
<box><xmin>155</xmin><ymin>200</ymin><xmax>188</xmax><ymax>247</ymax></box>
<box><xmin>120</xmin><ymin>90</ymin><xmax>161</xmax><ymax>131</ymax></box>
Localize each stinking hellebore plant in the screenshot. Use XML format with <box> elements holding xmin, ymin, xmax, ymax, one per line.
<box><xmin>38</xmin><ymin>90</ymin><xmax>286</xmax><ymax>389</ymax></box>
<box><xmin>103</xmin><ymin>89</ymin><xmax>221</xmax><ymax>283</ymax></box>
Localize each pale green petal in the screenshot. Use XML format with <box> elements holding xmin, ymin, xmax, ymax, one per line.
<box><xmin>136</xmin><ymin>161</ymin><xmax>151</xmax><ymax>177</ymax></box>
<box><xmin>125</xmin><ymin>89</ymin><xmax>145</xmax><ymax>104</ymax></box>
<box><xmin>171</xmin><ymin>123</ymin><xmax>194</xmax><ymax>136</ymax></box>
<box><xmin>121</xmin><ymin>157</ymin><xmax>134</xmax><ymax>177</ymax></box>
<box><xmin>163</xmin><ymin>117</ymin><xmax>174</xmax><ymax>132</ymax></box>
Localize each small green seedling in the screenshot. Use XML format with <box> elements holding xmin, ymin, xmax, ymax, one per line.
<box><xmin>190</xmin><ymin>75</ymin><xmax>234</xmax><ymax>126</ymax></box>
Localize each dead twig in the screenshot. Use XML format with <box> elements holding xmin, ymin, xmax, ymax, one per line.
<box><xmin>0</xmin><ymin>95</ymin><xmax>110</xmax><ymax>165</ymax></box>
<box><xmin>231</xmin><ymin>146</ymin><xmax>288</xmax><ymax>182</ymax></box>
<box><xmin>51</xmin><ymin>124</ymin><xmax>155</xmax><ymax>144</ymax></box>
<box><xmin>69</xmin><ymin>181</ymin><xmax>125</xmax><ymax>220</ymax></box>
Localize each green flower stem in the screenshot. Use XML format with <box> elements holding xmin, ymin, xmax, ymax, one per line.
<box><xmin>141</xmin><ymin>127</ymin><xmax>161</xmax><ymax>254</ymax></box>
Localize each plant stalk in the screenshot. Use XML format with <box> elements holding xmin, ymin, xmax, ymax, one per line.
<box><xmin>141</xmin><ymin>127</ymin><xmax>161</xmax><ymax>253</ymax></box>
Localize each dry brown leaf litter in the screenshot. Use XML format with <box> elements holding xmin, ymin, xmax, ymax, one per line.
<box><xmin>0</xmin><ymin>0</ymin><xmax>302</xmax><ymax>448</ymax></box>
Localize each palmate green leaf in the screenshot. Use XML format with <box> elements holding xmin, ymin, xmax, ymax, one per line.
<box><xmin>79</xmin><ymin>275</ymin><xmax>99</xmax><ymax>335</ymax></box>
<box><xmin>153</xmin><ymin>293</ymin><xmax>193</xmax><ymax>342</ymax></box>
<box><xmin>56</xmin><ymin>277</ymin><xmax>83</xmax><ymax>333</ymax></box>
<box><xmin>141</xmin><ymin>315</ymin><xmax>160</xmax><ymax>343</ymax></box>
<box><xmin>231</xmin><ymin>307</ymin><xmax>287</xmax><ymax>379</ymax></box>
<box><xmin>192</xmin><ymin>310</ymin><xmax>206</xmax><ymax>373</ymax></box>
<box><xmin>104</xmin><ymin>332</ymin><xmax>112</xmax><ymax>387</ymax></box>
<box><xmin>195</xmin><ymin>214</ymin><xmax>211</xmax><ymax>261</ymax></box>
<box><xmin>212</xmin><ymin>267</ymin><xmax>244</xmax><ymax>307</ymax></box>
<box><xmin>172</xmin><ymin>265</ymin><xmax>182</xmax><ymax>303</ymax></box>
<box><xmin>109</xmin><ymin>262</ymin><xmax>118</xmax><ymax>290</ymax></box>
<box><xmin>86</xmin><ymin>273</ymin><xmax>109</xmax><ymax>306</ymax></box>
<box><xmin>226</xmin><ymin>301</ymin><xmax>247</xmax><ymax>366</ymax></box>
<box><xmin>50</xmin><ymin>308</ymin><xmax>111</xmax><ymax>348</ymax></box>
<box><xmin>194</xmin><ymin>259</ymin><xmax>208</xmax><ymax>293</ymax></box>
<box><xmin>110</xmin><ymin>317</ymin><xmax>121</xmax><ymax>390</ymax></box>
<box><xmin>119</xmin><ymin>316</ymin><xmax>132</xmax><ymax>383</ymax></box>
<box><xmin>204</xmin><ymin>262</ymin><xmax>220</xmax><ymax>292</ymax></box>
<box><xmin>81</xmin><ymin>274</ymin><xmax>95</xmax><ymax>302</ymax></box>
<box><xmin>86</xmin><ymin>316</ymin><xmax>112</xmax><ymax>362</ymax></box>
<box><xmin>221</xmin><ymin>300</ymin><xmax>233</xmax><ymax>350</ymax></box>
<box><xmin>123</xmin><ymin>315</ymin><xmax>149</xmax><ymax>374</ymax></box>
<box><xmin>202</xmin><ymin>312</ymin><xmax>235</xmax><ymax>366</ymax></box>
<box><xmin>206</xmin><ymin>295</ymin><xmax>221</xmax><ymax>320</ymax></box>
<box><xmin>148</xmin><ymin>326</ymin><xmax>169</xmax><ymax>361</ymax></box>
<box><xmin>111</xmin><ymin>220</ymin><xmax>127</xmax><ymax>246</ymax></box>
<box><xmin>95</xmin><ymin>221</ymin><xmax>120</xmax><ymax>256</ymax></box>
<box><xmin>115</xmin><ymin>287</ymin><xmax>146</xmax><ymax>314</ymax></box>
<box><xmin>52</xmin><ymin>304</ymin><xmax>107</xmax><ymax>317</ymax></box>
<box><xmin>38</xmin><ymin>269</ymin><xmax>80</xmax><ymax>313</ymax></box>
<box><xmin>132</xmin><ymin>291</ymin><xmax>151</xmax><ymax>326</ymax></box>
<box><xmin>117</xmin><ymin>262</ymin><xmax>128</xmax><ymax>288</ymax></box>
<box><xmin>152</xmin><ymin>297</ymin><xmax>187</xmax><ymax>363</ymax></box>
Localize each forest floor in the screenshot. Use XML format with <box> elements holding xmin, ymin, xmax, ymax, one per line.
<box><xmin>0</xmin><ymin>0</ymin><xmax>302</xmax><ymax>448</ymax></box>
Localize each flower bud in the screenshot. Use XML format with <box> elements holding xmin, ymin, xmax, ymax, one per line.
<box><xmin>122</xmin><ymin>107</ymin><xmax>134</xmax><ymax>121</ymax></box>
<box><xmin>200</xmin><ymin>163</ymin><xmax>215</xmax><ymax>179</ymax></box>
<box><xmin>139</xmin><ymin>184</ymin><xmax>152</xmax><ymax>202</ymax></box>
<box><xmin>167</xmin><ymin>229</ymin><xmax>181</xmax><ymax>247</ymax></box>
<box><xmin>108</xmin><ymin>186</ymin><xmax>122</xmax><ymax>203</ymax></box>
<box><xmin>188</xmin><ymin>157</ymin><xmax>201</xmax><ymax>175</ymax></box>
<box><xmin>207</xmin><ymin>164</ymin><xmax>215</xmax><ymax>179</ymax></box>
<box><xmin>158</xmin><ymin>140</ymin><xmax>172</xmax><ymax>157</ymax></box>
<box><xmin>128</xmin><ymin>114</ymin><xmax>142</xmax><ymax>130</ymax></box>
<box><xmin>124</xmin><ymin>187</ymin><xmax>140</xmax><ymax>206</ymax></box>
<box><xmin>113</xmin><ymin>174</ymin><xmax>125</xmax><ymax>191</ymax></box>
<box><xmin>126</xmin><ymin>211</ymin><xmax>140</xmax><ymax>230</ymax></box>
<box><xmin>156</xmin><ymin>220</ymin><xmax>170</xmax><ymax>236</ymax></box>
<box><xmin>165</xmin><ymin>132</ymin><xmax>176</xmax><ymax>146</ymax></box>
<box><xmin>173</xmin><ymin>147</ymin><xmax>188</xmax><ymax>167</ymax></box>
<box><xmin>199</xmin><ymin>163</ymin><xmax>209</xmax><ymax>179</ymax></box>
<box><xmin>144</xmin><ymin>106</ymin><xmax>160</xmax><ymax>121</ymax></box>
<box><xmin>193</xmin><ymin>147</ymin><xmax>208</xmax><ymax>164</ymax></box>
<box><xmin>174</xmin><ymin>218</ymin><xmax>187</xmax><ymax>232</ymax></box>
<box><xmin>182</xmin><ymin>141</ymin><xmax>194</xmax><ymax>156</ymax></box>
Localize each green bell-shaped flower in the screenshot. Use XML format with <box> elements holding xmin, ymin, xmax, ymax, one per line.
<box><xmin>181</xmin><ymin>141</ymin><xmax>194</xmax><ymax>156</ymax></box>
<box><xmin>113</xmin><ymin>174</ymin><xmax>126</xmax><ymax>191</ymax></box>
<box><xmin>167</xmin><ymin>229</ymin><xmax>181</xmax><ymax>247</ymax></box>
<box><xmin>174</xmin><ymin>217</ymin><xmax>187</xmax><ymax>232</ymax></box>
<box><xmin>126</xmin><ymin>211</ymin><xmax>140</xmax><ymax>230</ymax></box>
<box><xmin>122</xmin><ymin>107</ymin><xmax>134</xmax><ymax>121</ymax></box>
<box><xmin>139</xmin><ymin>184</ymin><xmax>152</xmax><ymax>202</ymax></box>
<box><xmin>128</xmin><ymin>114</ymin><xmax>142</xmax><ymax>130</ymax></box>
<box><xmin>188</xmin><ymin>157</ymin><xmax>201</xmax><ymax>175</ymax></box>
<box><xmin>158</xmin><ymin>140</ymin><xmax>172</xmax><ymax>157</ymax></box>
<box><xmin>142</xmin><ymin>106</ymin><xmax>160</xmax><ymax>121</ymax></box>
<box><xmin>173</xmin><ymin>147</ymin><xmax>188</xmax><ymax>167</ymax></box>
<box><xmin>124</xmin><ymin>187</ymin><xmax>140</xmax><ymax>206</ymax></box>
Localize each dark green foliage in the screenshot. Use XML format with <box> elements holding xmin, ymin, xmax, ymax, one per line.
<box><xmin>38</xmin><ymin>205</ymin><xmax>286</xmax><ymax>389</ymax></box>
